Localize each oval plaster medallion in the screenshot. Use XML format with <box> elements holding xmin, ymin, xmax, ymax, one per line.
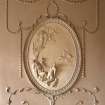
<box><xmin>24</xmin><ymin>18</ymin><xmax>81</xmax><ymax>95</ymax></box>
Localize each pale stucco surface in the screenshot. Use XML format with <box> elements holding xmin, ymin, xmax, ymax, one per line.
<box><xmin>0</xmin><ymin>0</ymin><xmax>105</xmax><ymax>105</ymax></box>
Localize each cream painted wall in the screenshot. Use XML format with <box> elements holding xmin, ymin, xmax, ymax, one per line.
<box><xmin>0</xmin><ymin>0</ymin><xmax>105</xmax><ymax>105</ymax></box>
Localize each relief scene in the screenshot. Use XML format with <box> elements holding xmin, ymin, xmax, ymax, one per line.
<box><xmin>26</xmin><ymin>19</ymin><xmax>80</xmax><ymax>91</ymax></box>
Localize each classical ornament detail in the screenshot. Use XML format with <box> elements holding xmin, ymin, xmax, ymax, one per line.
<box><xmin>22</xmin><ymin>1</ymin><xmax>82</xmax><ymax>105</ymax></box>
<box><xmin>6</xmin><ymin>0</ymin><xmax>100</xmax><ymax>79</ymax></box>
<box><xmin>5</xmin><ymin>0</ymin><xmax>101</xmax><ymax>105</ymax></box>
<box><xmin>24</xmin><ymin>18</ymin><xmax>81</xmax><ymax>94</ymax></box>
<box><xmin>83</xmin><ymin>0</ymin><xmax>100</xmax><ymax>33</ymax></box>
<box><xmin>6</xmin><ymin>0</ymin><xmax>37</xmax><ymax>78</ymax></box>
<box><xmin>16</xmin><ymin>0</ymin><xmax>40</xmax><ymax>4</ymax></box>
<box><xmin>62</xmin><ymin>0</ymin><xmax>87</xmax><ymax>3</ymax></box>
<box><xmin>80</xmin><ymin>0</ymin><xmax>100</xmax><ymax>79</ymax></box>
<box><xmin>16</xmin><ymin>0</ymin><xmax>88</xmax><ymax>4</ymax></box>
<box><xmin>58</xmin><ymin>87</ymin><xmax>100</xmax><ymax>105</ymax></box>
<box><xmin>6</xmin><ymin>86</ymin><xmax>57</xmax><ymax>105</ymax></box>
<box><xmin>6</xmin><ymin>86</ymin><xmax>100</xmax><ymax>105</ymax></box>
<box><xmin>6</xmin><ymin>86</ymin><xmax>40</xmax><ymax>105</ymax></box>
<box><xmin>21</xmin><ymin>101</ymin><xmax>29</xmax><ymax>105</ymax></box>
<box><xmin>47</xmin><ymin>0</ymin><xmax>59</xmax><ymax>18</ymax></box>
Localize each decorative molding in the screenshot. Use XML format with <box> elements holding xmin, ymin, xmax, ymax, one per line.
<box><xmin>60</xmin><ymin>87</ymin><xmax>100</xmax><ymax>105</ymax></box>
<box><xmin>6</xmin><ymin>86</ymin><xmax>40</xmax><ymax>105</ymax></box>
<box><xmin>16</xmin><ymin>0</ymin><xmax>40</xmax><ymax>4</ymax></box>
<box><xmin>6</xmin><ymin>0</ymin><xmax>35</xmax><ymax>33</ymax></box>
<box><xmin>62</xmin><ymin>0</ymin><xmax>87</xmax><ymax>4</ymax></box>
<box><xmin>80</xmin><ymin>0</ymin><xmax>100</xmax><ymax>78</ymax></box>
<box><xmin>47</xmin><ymin>0</ymin><xmax>59</xmax><ymax>18</ymax></box>
<box><xmin>83</xmin><ymin>0</ymin><xmax>100</xmax><ymax>33</ymax></box>
<box><xmin>16</xmin><ymin>0</ymin><xmax>88</xmax><ymax>4</ymax></box>
<box><xmin>81</xmin><ymin>22</ymin><xmax>86</xmax><ymax>78</ymax></box>
<box><xmin>24</xmin><ymin>18</ymin><xmax>81</xmax><ymax>95</ymax></box>
<box><xmin>20</xmin><ymin>22</ymin><xmax>23</xmax><ymax>78</ymax></box>
<box><xmin>6</xmin><ymin>0</ymin><xmax>21</xmax><ymax>34</ymax></box>
<box><xmin>22</xmin><ymin>1</ymin><xmax>82</xmax><ymax>105</ymax></box>
<box><xmin>5</xmin><ymin>0</ymin><xmax>101</xmax><ymax>105</ymax></box>
<box><xmin>6</xmin><ymin>0</ymin><xmax>34</xmax><ymax>78</ymax></box>
<box><xmin>6</xmin><ymin>0</ymin><xmax>100</xmax><ymax>79</ymax></box>
<box><xmin>6</xmin><ymin>86</ymin><xmax>100</xmax><ymax>105</ymax></box>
